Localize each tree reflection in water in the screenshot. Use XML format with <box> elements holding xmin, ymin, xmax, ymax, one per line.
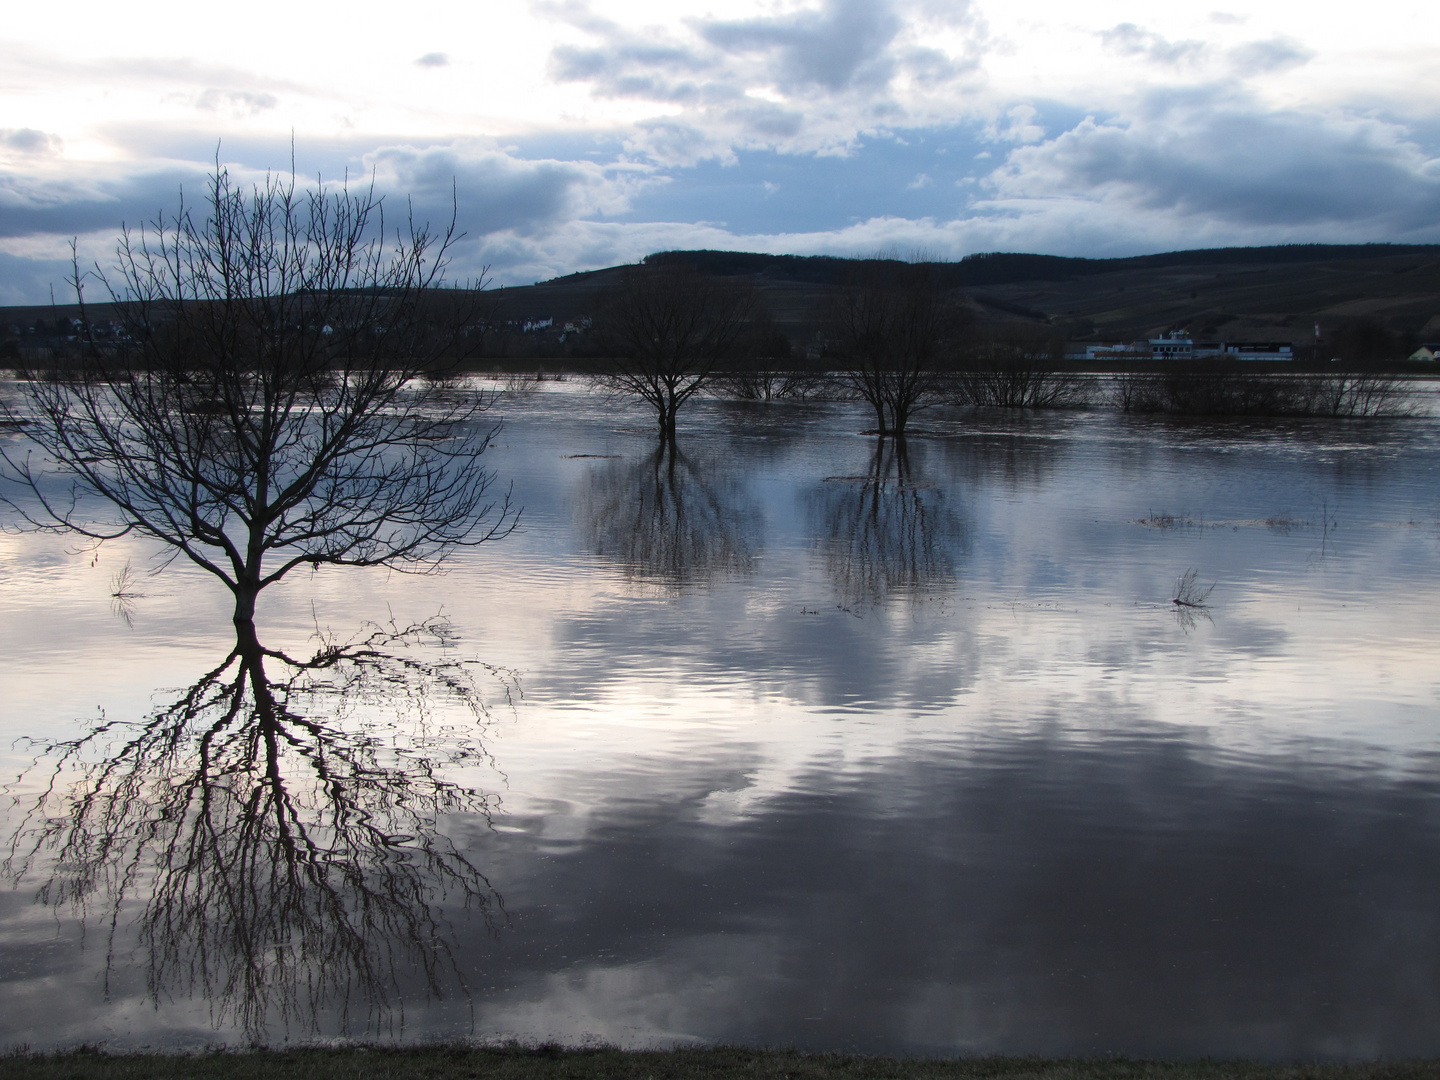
<box><xmin>4</xmin><ymin>618</ymin><xmax>512</xmax><ymax>1039</ymax></box>
<box><xmin>579</xmin><ymin>442</ymin><xmax>762</xmax><ymax>591</ymax></box>
<box><xmin>810</xmin><ymin>439</ymin><xmax>969</xmax><ymax>610</ymax></box>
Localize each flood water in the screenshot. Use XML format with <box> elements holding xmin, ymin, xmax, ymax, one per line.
<box><xmin>2</xmin><ymin>382</ymin><xmax>1440</xmax><ymax>1056</ymax></box>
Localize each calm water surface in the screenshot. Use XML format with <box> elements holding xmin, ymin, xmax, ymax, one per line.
<box><xmin>1</xmin><ymin>382</ymin><xmax>1439</xmax><ymax>1055</ymax></box>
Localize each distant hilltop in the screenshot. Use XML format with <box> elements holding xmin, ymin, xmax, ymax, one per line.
<box><xmin>5</xmin><ymin>243</ymin><xmax>1438</xmax><ymax>355</ymax></box>
<box><xmin>542</xmin><ymin>243</ymin><xmax>1440</xmax><ymax>289</ymax></box>
<box><xmin>520</xmin><ymin>243</ymin><xmax>1440</xmax><ymax>350</ymax></box>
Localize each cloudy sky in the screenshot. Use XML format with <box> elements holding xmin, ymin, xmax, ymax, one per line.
<box><xmin>0</xmin><ymin>0</ymin><xmax>1437</xmax><ymax>302</ymax></box>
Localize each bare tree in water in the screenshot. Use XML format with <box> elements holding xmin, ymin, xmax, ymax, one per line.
<box><xmin>0</xmin><ymin>162</ymin><xmax>515</xmax><ymax>633</ymax></box>
<box><xmin>826</xmin><ymin>261</ymin><xmax>959</xmax><ymax>437</ymax></box>
<box><xmin>589</xmin><ymin>262</ymin><xmax>757</xmax><ymax>441</ymax></box>
<box><xmin>4</xmin><ymin>619</ymin><xmax>513</xmax><ymax>1039</ymax></box>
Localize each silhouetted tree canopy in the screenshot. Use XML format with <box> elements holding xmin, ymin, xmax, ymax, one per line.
<box><xmin>588</xmin><ymin>264</ymin><xmax>758</xmax><ymax>441</ymax></box>
<box><xmin>825</xmin><ymin>261</ymin><xmax>963</xmax><ymax>437</ymax></box>
<box><xmin>0</xmin><ymin>163</ymin><xmax>515</xmax><ymax>628</ymax></box>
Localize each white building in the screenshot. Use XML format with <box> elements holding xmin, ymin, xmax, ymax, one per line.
<box><xmin>1065</xmin><ymin>335</ymin><xmax>1296</xmax><ymax>361</ymax></box>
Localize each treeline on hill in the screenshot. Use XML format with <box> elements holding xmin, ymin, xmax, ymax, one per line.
<box><xmin>637</xmin><ymin>244</ymin><xmax>1440</xmax><ymax>287</ymax></box>
<box><xmin>477</xmin><ymin>242</ymin><xmax>1440</xmax><ymax>365</ymax></box>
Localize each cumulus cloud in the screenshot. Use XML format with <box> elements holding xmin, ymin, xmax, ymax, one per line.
<box><xmin>0</xmin><ymin>165</ymin><xmax>207</xmax><ymax>240</ymax></box>
<box><xmin>365</xmin><ymin>143</ymin><xmax>634</xmax><ymax>238</ymax></box>
<box><xmin>451</xmin><ymin>90</ymin><xmax>1440</xmax><ymax>286</ymax></box>
<box><xmin>548</xmin><ymin>8</ymin><xmax>715</xmax><ymax>105</ymax></box>
<box><xmin>541</xmin><ymin>0</ymin><xmax>983</xmax><ymax>162</ymax></box>
<box><xmin>985</xmin><ymin>96</ymin><xmax>1440</xmax><ymax>235</ymax></box>
<box><xmin>195</xmin><ymin>88</ymin><xmax>278</xmax><ymax>116</ymax></box>
<box><xmin>986</xmin><ymin>104</ymin><xmax>1045</xmax><ymax>144</ymax></box>
<box><xmin>0</xmin><ymin>129</ymin><xmax>63</xmax><ymax>158</ymax></box>
<box><xmin>0</xmin><ymin>144</ymin><xmax>651</xmax><ymax>297</ymax></box>
<box><xmin>1099</xmin><ymin>24</ymin><xmax>1206</xmax><ymax>65</ymax></box>
<box><xmin>698</xmin><ymin>0</ymin><xmax>903</xmax><ymax>93</ymax></box>
<box><xmin>0</xmin><ymin>0</ymin><xmax>1434</xmax><ymax>307</ymax></box>
<box><xmin>1228</xmin><ymin>37</ymin><xmax>1314</xmax><ymax>74</ymax></box>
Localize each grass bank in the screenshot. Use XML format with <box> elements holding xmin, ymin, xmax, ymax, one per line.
<box><xmin>2</xmin><ymin>1046</ymin><xmax>1439</xmax><ymax>1080</ymax></box>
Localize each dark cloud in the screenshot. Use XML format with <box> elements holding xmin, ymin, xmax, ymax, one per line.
<box><xmin>718</xmin><ymin>100</ymin><xmax>805</xmax><ymax>140</ymax></box>
<box><xmin>1099</xmin><ymin>23</ymin><xmax>1206</xmax><ymax>65</ymax></box>
<box><xmin>0</xmin><ymin>144</ymin><xmax>613</xmax><ymax>303</ymax></box>
<box><xmin>415</xmin><ymin>52</ymin><xmax>449</xmax><ymax>67</ymax></box>
<box><xmin>1228</xmin><ymin>36</ymin><xmax>1315</xmax><ymax>73</ymax></box>
<box><xmin>0</xmin><ymin>129</ymin><xmax>62</xmax><ymax>157</ymax></box>
<box><xmin>0</xmin><ymin>166</ymin><xmax>206</xmax><ymax>239</ymax></box>
<box><xmin>698</xmin><ymin>0</ymin><xmax>903</xmax><ymax>92</ymax></box>
<box><xmin>901</xmin><ymin>45</ymin><xmax>977</xmax><ymax>87</ymax></box>
<box><xmin>545</xmin><ymin>1</ymin><xmax>716</xmax><ymax>105</ymax></box>
<box><xmin>993</xmin><ymin>97</ymin><xmax>1440</xmax><ymax>233</ymax></box>
<box><xmin>551</xmin><ymin>40</ymin><xmax>709</xmax><ymax>95</ymax></box>
<box><xmin>538</xmin><ymin>0</ymin><xmax>982</xmax><ymax>161</ymax></box>
<box><xmin>367</xmin><ymin>144</ymin><xmax>606</xmax><ymax>237</ymax></box>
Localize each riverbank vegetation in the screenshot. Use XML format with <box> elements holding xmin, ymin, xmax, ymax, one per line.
<box><xmin>4</xmin><ymin>1045</ymin><xmax>1439</xmax><ymax>1080</ymax></box>
<box><xmin>1111</xmin><ymin>368</ymin><xmax>1415</xmax><ymax>417</ymax></box>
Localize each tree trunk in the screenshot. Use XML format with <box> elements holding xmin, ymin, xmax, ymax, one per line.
<box><xmin>658</xmin><ymin>399</ymin><xmax>678</xmax><ymax>442</ymax></box>
<box><xmin>232</xmin><ymin>581</ymin><xmax>259</xmax><ymax>630</ymax></box>
<box><xmin>890</xmin><ymin>401</ymin><xmax>907</xmax><ymax>436</ymax></box>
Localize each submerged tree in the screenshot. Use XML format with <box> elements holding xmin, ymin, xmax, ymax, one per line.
<box><xmin>826</xmin><ymin>260</ymin><xmax>960</xmax><ymax>437</ymax></box>
<box><xmin>588</xmin><ymin>262</ymin><xmax>758</xmax><ymax>441</ymax></box>
<box><xmin>0</xmin><ymin>163</ymin><xmax>515</xmax><ymax>631</ymax></box>
<box><xmin>4</xmin><ymin>619</ymin><xmax>512</xmax><ymax>1038</ymax></box>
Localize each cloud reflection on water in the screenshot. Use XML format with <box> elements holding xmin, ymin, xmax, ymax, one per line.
<box><xmin>4</xmin><ymin>393</ymin><xmax>1440</xmax><ymax>1053</ymax></box>
<box><xmin>464</xmin><ymin>722</ymin><xmax>1440</xmax><ymax>1058</ymax></box>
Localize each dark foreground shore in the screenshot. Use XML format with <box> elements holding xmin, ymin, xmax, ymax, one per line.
<box><xmin>3</xmin><ymin>1047</ymin><xmax>1440</xmax><ymax>1080</ymax></box>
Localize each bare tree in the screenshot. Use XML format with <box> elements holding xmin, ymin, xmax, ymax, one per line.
<box><xmin>589</xmin><ymin>262</ymin><xmax>757</xmax><ymax>441</ymax></box>
<box><xmin>826</xmin><ymin>261</ymin><xmax>959</xmax><ymax>437</ymax></box>
<box><xmin>0</xmin><ymin>163</ymin><xmax>515</xmax><ymax>630</ymax></box>
<box><xmin>710</xmin><ymin>309</ymin><xmax>819</xmax><ymax>401</ymax></box>
<box><xmin>951</xmin><ymin>327</ymin><xmax>1089</xmax><ymax>408</ymax></box>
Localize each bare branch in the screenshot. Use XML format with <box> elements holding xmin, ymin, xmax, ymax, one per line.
<box><xmin>1</xmin><ymin>158</ymin><xmax>515</xmax><ymax>627</ymax></box>
<box><xmin>588</xmin><ymin>262</ymin><xmax>758</xmax><ymax>442</ymax></box>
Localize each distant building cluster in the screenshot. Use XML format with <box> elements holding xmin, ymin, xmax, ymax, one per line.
<box><xmin>515</xmin><ymin>316</ymin><xmax>590</xmax><ymax>342</ymax></box>
<box><xmin>1065</xmin><ymin>333</ymin><xmax>1296</xmax><ymax>362</ymax></box>
<box><xmin>1</xmin><ymin>316</ymin><xmax>133</xmax><ymax>361</ymax></box>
